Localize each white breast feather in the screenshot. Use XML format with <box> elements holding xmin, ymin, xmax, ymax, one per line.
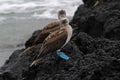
<box><xmin>64</xmin><ymin>25</ymin><xmax>73</xmax><ymax>46</ymax></box>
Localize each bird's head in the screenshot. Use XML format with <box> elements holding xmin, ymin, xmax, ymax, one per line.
<box><xmin>58</xmin><ymin>9</ymin><xmax>66</xmax><ymax>20</ymax></box>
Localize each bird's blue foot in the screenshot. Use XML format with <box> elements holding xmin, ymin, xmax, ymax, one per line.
<box><xmin>56</xmin><ymin>51</ymin><xmax>69</xmax><ymax>60</ymax></box>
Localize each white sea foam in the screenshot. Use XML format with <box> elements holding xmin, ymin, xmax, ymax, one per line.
<box><xmin>0</xmin><ymin>0</ymin><xmax>83</xmax><ymax>18</ymax></box>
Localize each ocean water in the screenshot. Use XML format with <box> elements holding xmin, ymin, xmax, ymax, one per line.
<box><xmin>0</xmin><ymin>0</ymin><xmax>83</xmax><ymax>19</ymax></box>
<box><xmin>0</xmin><ymin>0</ymin><xmax>83</xmax><ymax>66</ymax></box>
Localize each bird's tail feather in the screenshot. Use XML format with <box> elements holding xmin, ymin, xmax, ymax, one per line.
<box><xmin>30</xmin><ymin>59</ymin><xmax>41</xmax><ymax>67</ymax></box>
<box><xmin>94</xmin><ymin>0</ymin><xmax>99</xmax><ymax>7</ymax></box>
<box><xmin>23</xmin><ymin>46</ymin><xmax>36</xmax><ymax>53</ymax></box>
<box><xmin>30</xmin><ymin>46</ymin><xmax>47</xmax><ymax>68</ymax></box>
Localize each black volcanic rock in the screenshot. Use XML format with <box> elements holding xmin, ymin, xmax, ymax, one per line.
<box><xmin>1</xmin><ymin>0</ymin><xmax>120</xmax><ymax>80</ymax></box>
<box><xmin>25</xmin><ymin>30</ymin><xmax>41</xmax><ymax>48</ymax></box>
<box><xmin>82</xmin><ymin>0</ymin><xmax>96</xmax><ymax>7</ymax></box>
<box><xmin>71</xmin><ymin>0</ymin><xmax>120</xmax><ymax>39</ymax></box>
<box><xmin>1</xmin><ymin>32</ymin><xmax>120</xmax><ymax>80</ymax></box>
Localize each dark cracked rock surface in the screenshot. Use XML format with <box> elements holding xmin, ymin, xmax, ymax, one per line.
<box><xmin>71</xmin><ymin>0</ymin><xmax>120</xmax><ymax>39</ymax></box>
<box><xmin>1</xmin><ymin>0</ymin><xmax>120</xmax><ymax>80</ymax></box>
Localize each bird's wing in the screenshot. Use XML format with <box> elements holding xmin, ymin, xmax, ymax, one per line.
<box><xmin>37</xmin><ymin>28</ymin><xmax>68</xmax><ymax>58</ymax></box>
<box><xmin>33</xmin><ymin>21</ymin><xmax>60</xmax><ymax>44</ymax></box>
<box><xmin>43</xmin><ymin>20</ymin><xmax>60</xmax><ymax>30</ymax></box>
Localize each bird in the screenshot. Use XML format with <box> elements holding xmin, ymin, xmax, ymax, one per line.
<box><xmin>30</xmin><ymin>15</ymin><xmax>73</xmax><ymax>67</ymax></box>
<box><xmin>31</xmin><ymin>9</ymin><xmax>67</xmax><ymax>46</ymax></box>
<box><xmin>24</xmin><ymin>10</ymin><xmax>67</xmax><ymax>52</ymax></box>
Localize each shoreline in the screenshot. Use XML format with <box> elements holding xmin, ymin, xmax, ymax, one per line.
<box><xmin>0</xmin><ymin>16</ymin><xmax>72</xmax><ymax>67</ymax></box>
<box><xmin>0</xmin><ymin>18</ymin><xmax>55</xmax><ymax>67</ymax></box>
<box><xmin>0</xmin><ymin>47</ymin><xmax>22</xmax><ymax>67</ymax></box>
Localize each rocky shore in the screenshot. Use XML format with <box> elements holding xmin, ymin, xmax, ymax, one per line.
<box><xmin>0</xmin><ymin>0</ymin><xmax>120</xmax><ymax>80</ymax></box>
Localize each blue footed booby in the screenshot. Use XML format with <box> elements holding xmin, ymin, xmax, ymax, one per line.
<box><xmin>33</xmin><ymin>9</ymin><xmax>67</xmax><ymax>45</ymax></box>
<box><xmin>30</xmin><ymin>14</ymin><xmax>73</xmax><ymax>67</ymax></box>
<box><xmin>24</xmin><ymin>10</ymin><xmax>67</xmax><ymax>52</ymax></box>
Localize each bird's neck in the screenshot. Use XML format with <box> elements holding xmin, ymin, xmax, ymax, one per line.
<box><xmin>60</xmin><ymin>23</ymin><xmax>69</xmax><ymax>26</ymax></box>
